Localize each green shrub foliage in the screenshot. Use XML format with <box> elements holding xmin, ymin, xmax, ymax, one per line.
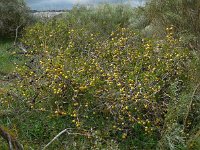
<box><xmin>6</xmin><ymin>18</ymin><xmax>189</xmax><ymax>146</ymax></box>
<box><xmin>0</xmin><ymin>0</ymin><xmax>30</xmax><ymax>37</ymax></box>
<box><xmin>1</xmin><ymin>2</ymin><xmax>198</xmax><ymax>149</ymax></box>
<box><xmin>133</xmin><ymin>0</ymin><xmax>200</xmax><ymax>49</ymax></box>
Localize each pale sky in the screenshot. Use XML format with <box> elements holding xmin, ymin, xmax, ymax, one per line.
<box><xmin>26</xmin><ymin>0</ymin><xmax>146</xmax><ymax>10</ymax></box>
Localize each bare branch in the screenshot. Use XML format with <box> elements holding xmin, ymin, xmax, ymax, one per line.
<box><xmin>42</xmin><ymin>129</ymin><xmax>67</xmax><ymax>150</ymax></box>
<box><xmin>42</xmin><ymin>128</ymin><xmax>90</xmax><ymax>150</ymax></box>
<box><xmin>14</xmin><ymin>24</ymin><xmax>23</xmax><ymax>46</ymax></box>
<box><xmin>0</xmin><ymin>127</ymin><xmax>23</xmax><ymax>150</ymax></box>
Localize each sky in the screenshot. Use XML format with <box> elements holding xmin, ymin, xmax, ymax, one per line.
<box><xmin>26</xmin><ymin>0</ymin><xmax>146</xmax><ymax>10</ymax></box>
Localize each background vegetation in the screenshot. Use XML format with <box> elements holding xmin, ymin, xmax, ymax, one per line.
<box><xmin>0</xmin><ymin>0</ymin><xmax>31</xmax><ymax>38</ymax></box>
<box><xmin>0</xmin><ymin>0</ymin><xmax>199</xmax><ymax>149</ymax></box>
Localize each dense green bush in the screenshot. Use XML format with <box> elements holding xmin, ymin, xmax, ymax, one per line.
<box><xmin>57</xmin><ymin>4</ymin><xmax>134</xmax><ymax>36</ymax></box>
<box><xmin>0</xmin><ymin>0</ymin><xmax>30</xmax><ymax>37</ymax></box>
<box><xmin>1</xmin><ymin>2</ymin><xmax>199</xmax><ymax>149</ymax></box>
<box><xmin>132</xmin><ymin>0</ymin><xmax>200</xmax><ymax>49</ymax></box>
<box><xmin>1</xmin><ymin>17</ymin><xmax>189</xmax><ymax>148</ymax></box>
<box><xmin>131</xmin><ymin>1</ymin><xmax>200</xmax><ymax>149</ymax></box>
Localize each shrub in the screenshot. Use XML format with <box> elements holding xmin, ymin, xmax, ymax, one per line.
<box><xmin>58</xmin><ymin>4</ymin><xmax>134</xmax><ymax>37</ymax></box>
<box><xmin>131</xmin><ymin>0</ymin><xmax>200</xmax><ymax>49</ymax></box>
<box><xmin>0</xmin><ymin>0</ymin><xmax>30</xmax><ymax>37</ymax></box>
<box><xmin>1</xmin><ymin>17</ymin><xmax>189</xmax><ymax>148</ymax></box>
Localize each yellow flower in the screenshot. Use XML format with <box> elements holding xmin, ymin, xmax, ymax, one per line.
<box><xmin>122</xmin><ymin>133</ymin><xmax>127</xmax><ymax>139</ymax></box>
<box><xmin>79</xmin><ymin>86</ymin><xmax>87</xmax><ymax>91</ymax></box>
<box><xmin>74</xmin><ymin>102</ymin><xmax>79</xmax><ymax>106</ymax></box>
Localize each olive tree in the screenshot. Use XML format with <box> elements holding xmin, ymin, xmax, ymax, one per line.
<box><xmin>0</xmin><ymin>0</ymin><xmax>30</xmax><ymax>38</ymax></box>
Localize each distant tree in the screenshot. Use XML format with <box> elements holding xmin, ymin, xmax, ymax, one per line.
<box><xmin>132</xmin><ymin>0</ymin><xmax>200</xmax><ymax>48</ymax></box>
<box><xmin>144</xmin><ymin>0</ymin><xmax>200</xmax><ymax>46</ymax></box>
<box><xmin>0</xmin><ymin>0</ymin><xmax>30</xmax><ymax>38</ymax></box>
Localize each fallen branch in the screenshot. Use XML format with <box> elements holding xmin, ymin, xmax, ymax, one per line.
<box><xmin>42</xmin><ymin>129</ymin><xmax>67</xmax><ymax>150</ymax></box>
<box><xmin>42</xmin><ymin>128</ymin><xmax>90</xmax><ymax>150</ymax></box>
<box><xmin>0</xmin><ymin>126</ymin><xmax>23</xmax><ymax>150</ymax></box>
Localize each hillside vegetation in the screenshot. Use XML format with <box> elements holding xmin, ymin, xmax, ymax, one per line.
<box><xmin>0</xmin><ymin>1</ymin><xmax>199</xmax><ymax>149</ymax></box>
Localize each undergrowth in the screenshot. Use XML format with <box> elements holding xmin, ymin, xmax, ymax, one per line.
<box><xmin>0</xmin><ymin>2</ymin><xmax>199</xmax><ymax>150</ymax></box>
